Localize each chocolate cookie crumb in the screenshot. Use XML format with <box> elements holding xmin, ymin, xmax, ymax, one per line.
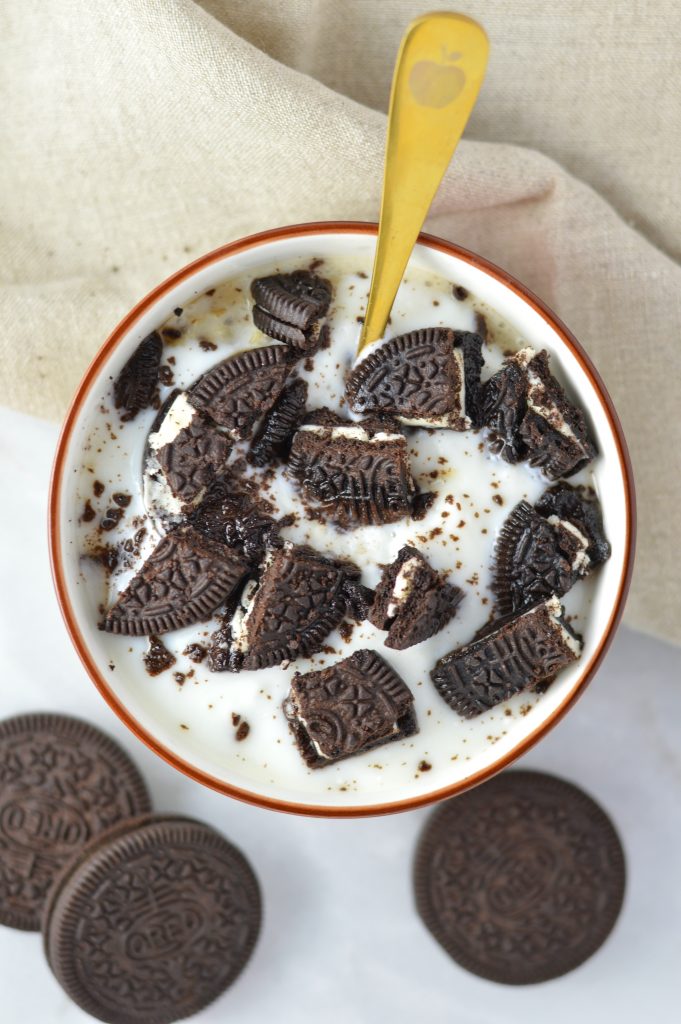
<box><xmin>183</xmin><ymin>642</ymin><xmax>207</xmax><ymax>663</ymax></box>
<box><xmin>143</xmin><ymin>636</ymin><xmax>176</xmax><ymax>676</ymax></box>
<box><xmin>235</xmin><ymin>721</ymin><xmax>250</xmax><ymax>741</ymax></box>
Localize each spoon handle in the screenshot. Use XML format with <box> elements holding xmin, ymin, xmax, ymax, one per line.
<box><xmin>358</xmin><ymin>13</ymin><xmax>489</xmax><ymax>356</ymax></box>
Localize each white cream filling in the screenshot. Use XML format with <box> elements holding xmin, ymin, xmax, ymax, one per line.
<box><xmin>386</xmin><ymin>556</ymin><xmax>421</xmax><ymax>618</ymax></box>
<box><xmin>543</xmin><ymin>594</ymin><xmax>582</xmax><ymax>656</ymax></box>
<box><xmin>230</xmin><ymin>578</ymin><xmax>260</xmax><ymax>654</ymax></box>
<box><xmin>547</xmin><ymin>515</ymin><xmax>591</xmax><ymax>574</ymax></box>
<box><xmin>298</xmin><ymin>424</ymin><xmax>405</xmax><ymax>443</ymax></box>
<box><xmin>147</xmin><ymin>392</ymin><xmax>196</xmax><ymax>451</ymax></box>
<box><xmin>143</xmin><ymin>455</ymin><xmax>185</xmax><ymax>519</ymax></box>
<box><xmin>525</xmin><ymin>366</ymin><xmax>580</xmax><ymax>445</ymax></box>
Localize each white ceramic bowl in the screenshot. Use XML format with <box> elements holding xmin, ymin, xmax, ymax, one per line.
<box><xmin>49</xmin><ymin>223</ymin><xmax>635</xmax><ymax>816</ymax></box>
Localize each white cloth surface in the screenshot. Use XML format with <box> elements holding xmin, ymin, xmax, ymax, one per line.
<box><xmin>0</xmin><ymin>404</ymin><xmax>679</xmax><ymax>1021</ymax></box>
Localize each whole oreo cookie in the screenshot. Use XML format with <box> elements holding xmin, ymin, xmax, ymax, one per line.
<box><xmin>0</xmin><ymin>714</ymin><xmax>150</xmax><ymax>930</ymax></box>
<box><xmin>113</xmin><ymin>332</ymin><xmax>163</xmax><ymax>421</ymax></box>
<box><xmin>414</xmin><ymin>771</ymin><xmax>625</xmax><ymax>984</ymax></box>
<box><xmin>43</xmin><ymin>814</ymin><xmax>261</xmax><ymax>1024</ymax></box>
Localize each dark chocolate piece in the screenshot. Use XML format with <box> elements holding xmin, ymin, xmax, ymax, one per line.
<box><xmin>345</xmin><ymin>328</ymin><xmax>483</xmax><ymax>429</ymax></box>
<box><xmin>431</xmin><ymin>595</ymin><xmax>581</xmax><ymax>717</ymax></box>
<box><xmin>189</xmin><ymin>474</ymin><xmax>280</xmax><ymax>563</ymax></box>
<box><xmin>102</xmin><ymin>526</ymin><xmax>249</xmax><ymax>635</ymax></box>
<box><xmin>288</xmin><ymin>419</ymin><xmax>417</xmax><ymax>526</ymax></box>
<box><xmin>283</xmin><ymin>649</ymin><xmax>417</xmax><ymax>767</ymax></box>
<box><xmin>492</xmin><ymin>501</ymin><xmax>591</xmax><ymax>615</ymax></box>
<box><xmin>369</xmin><ymin>546</ymin><xmax>463</xmax><ymax>649</ymax></box>
<box><xmin>0</xmin><ymin>714</ymin><xmax>150</xmax><ymax>931</ymax></box>
<box><xmin>535</xmin><ymin>482</ymin><xmax>611</xmax><ymax>565</ymax></box>
<box><xmin>519</xmin><ymin>350</ymin><xmax>597</xmax><ymax>478</ymax></box>
<box><xmin>188</xmin><ymin>345</ymin><xmax>292</xmax><ymax>437</ymax></box>
<box><xmin>43</xmin><ymin>815</ymin><xmax>261</xmax><ymax>1023</ymax></box>
<box><xmin>248</xmin><ymin>377</ymin><xmax>308</xmax><ymax>466</ymax></box>
<box><xmin>113</xmin><ymin>331</ymin><xmax>162</xmax><ymax>420</ymax></box>
<box><xmin>208</xmin><ymin>543</ymin><xmax>364</xmax><ymax>672</ymax></box>
<box><xmin>414</xmin><ymin>770</ymin><xmax>625</xmax><ymax>984</ymax></box>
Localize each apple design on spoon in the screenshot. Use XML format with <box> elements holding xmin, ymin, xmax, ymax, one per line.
<box><xmin>409</xmin><ymin>47</ymin><xmax>466</xmax><ymax>108</ymax></box>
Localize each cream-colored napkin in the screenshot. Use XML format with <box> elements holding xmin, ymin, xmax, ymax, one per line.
<box><xmin>2</xmin><ymin>0</ymin><xmax>680</xmax><ymax>645</ymax></box>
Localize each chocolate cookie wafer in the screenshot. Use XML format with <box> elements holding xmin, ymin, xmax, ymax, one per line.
<box><xmin>113</xmin><ymin>331</ymin><xmax>163</xmax><ymax>420</ymax></box>
<box><xmin>492</xmin><ymin>500</ymin><xmax>591</xmax><ymax>615</ymax></box>
<box><xmin>251</xmin><ymin>269</ymin><xmax>331</xmax><ymax>352</ymax></box>
<box><xmin>102</xmin><ymin>526</ymin><xmax>249</xmax><ymax>635</ymax></box>
<box><xmin>535</xmin><ymin>482</ymin><xmax>611</xmax><ymax>566</ymax></box>
<box><xmin>43</xmin><ymin>815</ymin><xmax>261</xmax><ymax>1024</ymax></box>
<box><xmin>189</xmin><ymin>474</ymin><xmax>281</xmax><ymax>563</ymax></box>
<box><xmin>283</xmin><ymin>649</ymin><xmax>418</xmax><ymax>767</ymax></box>
<box><xmin>369</xmin><ymin>546</ymin><xmax>464</xmax><ymax>649</ymax></box>
<box><xmin>188</xmin><ymin>344</ymin><xmax>292</xmax><ymax>437</ymax></box>
<box><xmin>431</xmin><ymin>595</ymin><xmax>582</xmax><ymax>717</ymax></box>
<box><xmin>0</xmin><ymin>714</ymin><xmax>150</xmax><ymax>931</ymax></box>
<box><xmin>414</xmin><ymin>770</ymin><xmax>625</xmax><ymax>984</ymax></box>
<box><xmin>346</xmin><ymin>327</ymin><xmax>484</xmax><ymax>429</ymax></box>
<box><xmin>288</xmin><ymin>418</ymin><xmax>418</xmax><ymax>526</ymax></box>
<box><xmin>208</xmin><ymin>542</ymin><xmax>370</xmax><ymax>672</ymax></box>
<box><xmin>143</xmin><ymin>390</ymin><xmax>231</xmax><ymax>525</ymax></box>
<box><xmin>248</xmin><ymin>377</ymin><xmax>308</xmax><ymax>466</ymax></box>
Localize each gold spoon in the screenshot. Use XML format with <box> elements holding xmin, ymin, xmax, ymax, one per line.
<box><xmin>357</xmin><ymin>12</ymin><xmax>489</xmax><ymax>357</ymax></box>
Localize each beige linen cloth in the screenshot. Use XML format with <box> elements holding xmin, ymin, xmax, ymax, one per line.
<box><xmin>2</xmin><ymin>0</ymin><xmax>680</xmax><ymax>644</ymax></box>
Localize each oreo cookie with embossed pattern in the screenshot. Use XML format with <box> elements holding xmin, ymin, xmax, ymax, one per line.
<box><xmin>188</xmin><ymin>344</ymin><xmax>292</xmax><ymax>437</ymax></box>
<box><xmin>208</xmin><ymin>542</ymin><xmax>368</xmax><ymax>672</ymax></box>
<box><xmin>0</xmin><ymin>714</ymin><xmax>150</xmax><ymax>930</ymax></box>
<box><xmin>144</xmin><ymin>391</ymin><xmax>231</xmax><ymax>521</ymax></box>
<box><xmin>492</xmin><ymin>500</ymin><xmax>592</xmax><ymax>615</ymax></box>
<box><xmin>414</xmin><ymin>770</ymin><xmax>625</xmax><ymax>984</ymax></box>
<box><xmin>346</xmin><ymin>327</ymin><xmax>483</xmax><ymax>429</ymax></box>
<box><xmin>113</xmin><ymin>331</ymin><xmax>163</xmax><ymax>420</ymax></box>
<box><xmin>369</xmin><ymin>545</ymin><xmax>464</xmax><ymax>650</ymax></box>
<box><xmin>283</xmin><ymin>648</ymin><xmax>418</xmax><ymax>768</ymax></box>
<box><xmin>251</xmin><ymin>269</ymin><xmax>331</xmax><ymax>352</ymax></box>
<box><xmin>288</xmin><ymin>417</ymin><xmax>418</xmax><ymax>527</ymax></box>
<box><xmin>43</xmin><ymin>814</ymin><xmax>261</xmax><ymax>1024</ymax></box>
<box><xmin>248</xmin><ymin>377</ymin><xmax>308</xmax><ymax>466</ymax></box>
<box><xmin>102</xmin><ymin>526</ymin><xmax>249</xmax><ymax>635</ymax></box>
<box><xmin>431</xmin><ymin>595</ymin><xmax>582</xmax><ymax>717</ymax></box>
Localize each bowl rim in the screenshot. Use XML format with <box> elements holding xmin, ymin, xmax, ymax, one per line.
<box><xmin>48</xmin><ymin>220</ymin><xmax>636</xmax><ymax>818</ymax></box>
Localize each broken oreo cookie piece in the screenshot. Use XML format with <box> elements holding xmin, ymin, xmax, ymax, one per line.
<box><xmin>288</xmin><ymin>417</ymin><xmax>418</xmax><ymax>527</ymax></box>
<box><xmin>346</xmin><ymin>327</ymin><xmax>484</xmax><ymax>430</ymax></box>
<box><xmin>188</xmin><ymin>474</ymin><xmax>280</xmax><ymax>564</ymax></box>
<box><xmin>369</xmin><ymin>545</ymin><xmax>463</xmax><ymax>649</ymax></box>
<box><xmin>431</xmin><ymin>595</ymin><xmax>582</xmax><ymax>718</ymax></box>
<box><xmin>102</xmin><ymin>526</ymin><xmax>249</xmax><ymax>636</ymax></box>
<box><xmin>251</xmin><ymin>270</ymin><xmax>331</xmax><ymax>352</ymax></box>
<box><xmin>208</xmin><ymin>542</ymin><xmax>365</xmax><ymax>672</ymax></box>
<box><xmin>283</xmin><ymin>648</ymin><xmax>418</xmax><ymax>768</ymax></box>
<box><xmin>188</xmin><ymin>344</ymin><xmax>292</xmax><ymax>438</ymax></box>
<box><xmin>113</xmin><ymin>331</ymin><xmax>163</xmax><ymax>420</ymax></box>
<box><xmin>492</xmin><ymin>500</ymin><xmax>592</xmax><ymax>615</ymax></box>
<box><xmin>535</xmin><ymin>482</ymin><xmax>611</xmax><ymax>566</ymax></box>
<box><xmin>248</xmin><ymin>377</ymin><xmax>308</xmax><ymax>467</ymax></box>
<box><xmin>482</xmin><ymin>348</ymin><xmax>596</xmax><ymax>478</ymax></box>
<box><xmin>143</xmin><ymin>391</ymin><xmax>231</xmax><ymax>526</ymax></box>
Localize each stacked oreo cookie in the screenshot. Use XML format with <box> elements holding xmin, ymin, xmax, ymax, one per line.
<box><xmin>0</xmin><ymin>713</ymin><xmax>261</xmax><ymax>1023</ymax></box>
